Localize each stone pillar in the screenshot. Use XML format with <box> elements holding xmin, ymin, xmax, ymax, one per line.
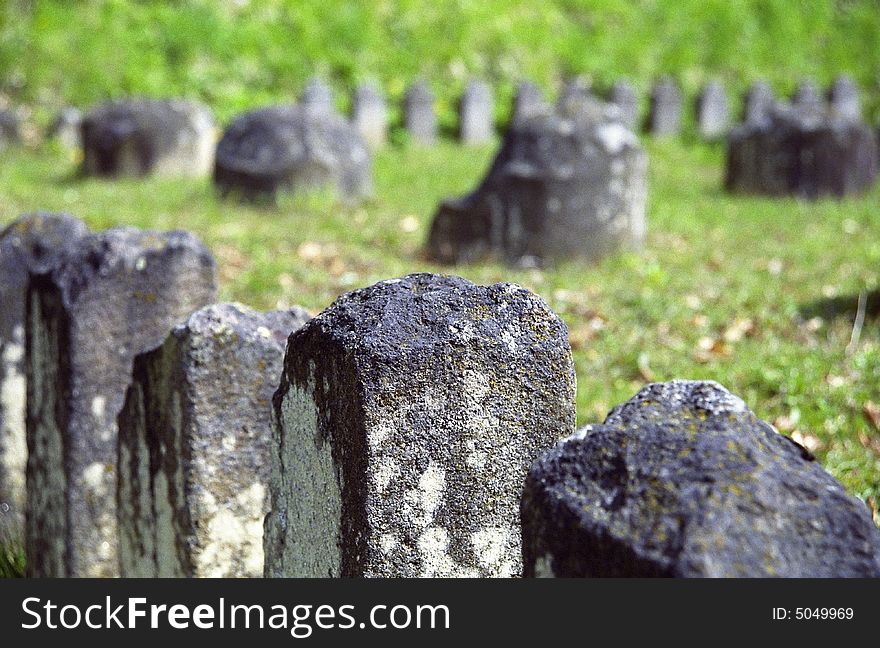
<box><xmin>828</xmin><ymin>75</ymin><xmax>861</xmax><ymax>121</ymax></box>
<box><xmin>743</xmin><ymin>80</ymin><xmax>775</xmax><ymax>123</ymax></box>
<box><xmin>696</xmin><ymin>80</ymin><xmax>729</xmax><ymax>139</ymax></box>
<box><xmin>352</xmin><ymin>82</ymin><xmax>388</xmax><ymax>148</ymax></box>
<box><xmin>404</xmin><ymin>81</ymin><xmax>437</xmax><ymax>144</ymax></box>
<box><xmin>301</xmin><ymin>77</ymin><xmax>335</xmax><ymax>114</ymax></box>
<box><xmin>118</xmin><ymin>303</ymin><xmax>310</xmax><ymax>577</ymax></box>
<box><xmin>458</xmin><ymin>80</ymin><xmax>494</xmax><ymax>145</ymax></box>
<box><xmin>609</xmin><ymin>81</ymin><xmax>639</xmax><ymax>131</ymax></box>
<box><xmin>25</xmin><ymin>228</ymin><xmax>216</xmax><ymax>576</ymax></box>
<box><xmin>0</xmin><ymin>213</ymin><xmax>89</xmax><ymax>549</ymax></box>
<box><xmin>510</xmin><ymin>81</ymin><xmax>548</xmax><ymax>125</ymax></box>
<box><xmin>264</xmin><ymin>273</ymin><xmax>576</xmax><ymax>577</ymax></box>
<box><xmin>647</xmin><ymin>76</ymin><xmax>682</xmax><ymax>136</ymax></box>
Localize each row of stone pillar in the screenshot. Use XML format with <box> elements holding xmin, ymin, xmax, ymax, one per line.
<box><xmin>2</xmin><ymin>213</ymin><xmax>878</xmax><ymax>577</ymax></box>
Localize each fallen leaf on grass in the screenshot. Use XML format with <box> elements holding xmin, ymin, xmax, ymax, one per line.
<box><xmin>863</xmin><ymin>401</ymin><xmax>880</xmax><ymax>431</ymax></box>
<box><xmin>722</xmin><ymin>317</ymin><xmax>755</xmax><ymax>343</ymax></box>
<box><xmin>791</xmin><ymin>430</ymin><xmax>823</xmax><ymax>453</ymax></box>
<box><xmin>297</xmin><ymin>241</ymin><xmax>323</xmax><ymax>261</ymax></box>
<box><xmin>399</xmin><ymin>215</ymin><xmax>419</xmax><ymax>233</ymax></box>
<box><xmin>858</xmin><ymin>432</ymin><xmax>880</xmax><ymax>456</ymax></box>
<box><xmin>637</xmin><ymin>352</ymin><xmax>654</xmax><ymax>382</ymax></box>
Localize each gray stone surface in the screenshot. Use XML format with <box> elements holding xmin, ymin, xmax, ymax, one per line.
<box><xmin>49</xmin><ymin>108</ymin><xmax>83</xmax><ymax>152</ymax></box>
<box><xmin>0</xmin><ymin>213</ymin><xmax>89</xmax><ymax>549</ymax></box>
<box><xmin>25</xmin><ymin>228</ymin><xmax>216</xmax><ymax>577</ymax></box>
<box><xmin>404</xmin><ymin>81</ymin><xmax>437</xmax><ymax>144</ymax></box>
<box><xmin>81</xmin><ymin>98</ymin><xmax>216</xmax><ymax>178</ymax></box>
<box><xmin>609</xmin><ymin>81</ymin><xmax>639</xmax><ymax>131</ymax></box>
<box><xmin>726</xmin><ymin>102</ymin><xmax>878</xmax><ymax>199</ymax></box>
<box><xmin>647</xmin><ymin>76</ymin><xmax>682</xmax><ymax>135</ymax></box>
<box><xmin>522</xmin><ymin>380</ymin><xmax>880</xmax><ymax>577</ymax></box>
<box><xmin>351</xmin><ymin>82</ymin><xmax>388</xmax><ymax>148</ymax></box>
<box><xmin>696</xmin><ymin>80</ymin><xmax>729</xmax><ymax>139</ymax></box>
<box><xmin>428</xmin><ymin>95</ymin><xmax>647</xmax><ymax>266</ymax></box>
<box><xmin>743</xmin><ymin>80</ymin><xmax>775</xmax><ymax>123</ymax></box>
<box><xmin>264</xmin><ymin>273</ymin><xmax>576</xmax><ymax>577</ymax></box>
<box><xmin>828</xmin><ymin>75</ymin><xmax>861</xmax><ymax>121</ymax></box>
<box><xmin>510</xmin><ymin>81</ymin><xmax>549</xmax><ymax>125</ymax></box>
<box><xmin>214</xmin><ymin>104</ymin><xmax>372</xmax><ymax>203</ymax></box>
<box><xmin>458</xmin><ymin>80</ymin><xmax>494</xmax><ymax>145</ymax></box>
<box><xmin>792</xmin><ymin>79</ymin><xmax>824</xmax><ymax>111</ymax></box>
<box><xmin>118</xmin><ymin>303</ymin><xmax>310</xmax><ymax>577</ymax></box>
<box><xmin>0</xmin><ymin>109</ymin><xmax>21</xmax><ymax>151</ymax></box>
<box><xmin>301</xmin><ymin>77</ymin><xmax>335</xmax><ymax>113</ymax></box>
<box><xmin>557</xmin><ymin>78</ymin><xmax>592</xmax><ymax>115</ymax></box>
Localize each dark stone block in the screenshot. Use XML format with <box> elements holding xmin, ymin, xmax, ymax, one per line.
<box><xmin>25</xmin><ymin>228</ymin><xmax>216</xmax><ymax>576</ymax></box>
<box><xmin>264</xmin><ymin>273</ymin><xmax>576</xmax><ymax>577</ymax></box>
<box><xmin>118</xmin><ymin>303</ymin><xmax>310</xmax><ymax>577</ymax></box>
<box><xmin>428</xmin><ymin>96</ymin><xmax>647</xmax><ymax>266</ymax></box>
<box><xmin>214</xmin><ymin>105</ymin><xmax>372</xmax><ymax>203</ymax></box>
<box><xmin>726</xmin><ymin>103</ymin><xmax>878</xmax><ymax>199</ymax></box>
<box><xmin>0</xmin><ymin>213</ymin><xmax>89</xmax><ymax>548</ymax></box>
<box><xmin>81</xmin><ymin>98</ymin><xmax>215</xmax><ymax>178</ymax></box>
<box><xmin>522</xmin><ymin>380</ymin><xmax>880</xmax><ymax>577</ymax></box>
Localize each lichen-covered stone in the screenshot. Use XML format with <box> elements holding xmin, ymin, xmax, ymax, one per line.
<box><xmin>0</xmin><ymin>213</ymin><xmax>89</xmax><ymax>548</ymax></box>
<box><xmin>25</xmin><ymin>228</ymin><xmax>216</xmax><ymax>577</ymax></box>
<box><xmin>647</xmin><ymin>76</ymin><xmax>682</xmax><ymax>135</ymax></box>
<box><xmin>403</xmin><ymin>81</ymin><xmax>437</xmax><ymax>144</ymax></box>
<box><xmin>427</xmin><ymin>95</ymin><xmax>647</xmax><ymax>266</ymax></box>
<box><xmin>214</xmin><ymin>105</ymin><xmax>372</xmax><ymax>203</ymax></box>
<box><xmin>726</xmin><ymin>102</ymin><xmax>878</xmax><ymax>199</ymax></box>
<box><xmin>458</xmin><ymin>80</ymin><xmax>494</xmax><ymax>145</ymax></box>
<box><xmin>352</xmin><ymin>82</ymin><xmax>388</xmax><ymax>148</ymax></box>
<box><xmin>81</xmin><ymin>98</ymin><xmax>216</xmax><ymax>178</ymax></box>
<box><xmin>118</xmin><ymin>303</ymin><xmax>310</xmax><ymax>577</ymax></box>
<box><xmin>522</xmin><ymin>380</ymin><xmax>880</xmax><ymax>577</ymax></box>
<box><xmin>696</xmin><ymin>80</ymin><xmax>729</xmax><ymax>139</ymax></box>
<box><xmin>264</xmin><ymin>273</ymin><xmax>576</xmax><ymax>577</ymax></box>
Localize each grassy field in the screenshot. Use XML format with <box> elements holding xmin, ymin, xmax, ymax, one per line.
<box><xmin>2</xmin><ymin>1</ymin><xmax>880</xmax><ymax>128</ymax></box>
<box><xmin>1</xmin><ymin>135</ymin><xmax>879</xmax><ymax>537</ymax></box>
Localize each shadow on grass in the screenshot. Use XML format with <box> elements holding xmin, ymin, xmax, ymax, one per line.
<box><xmin>799</xmin><ymin>289</ymin><xmax>880</xmax><ymax>322</ymax></box>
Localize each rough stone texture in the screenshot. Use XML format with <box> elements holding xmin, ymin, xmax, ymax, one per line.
<box><xmin>264</xmin><ymin>273</ymin><xmax>576</xmax><ymax>578</ymax></box>
<box><xmin>49</xmin><ymin>108</ymin><xmax>83</xmax><ymax>152</ymax></box>
<box><xmin>557</xmin><ymin>78</ymin><xmax>592</xmax><ymax>115</ymax></box>
<box><xmin>510</xmin><ymin>81</ymin><xmax>549</xmax><ymax>125</ymax></box>
<box><xmin>404</xmin><ymin>81</ymin><xmax>437</xmax><ymax>144</ymax></box>
<box><xmin>726</xmin><ymin>102</ymin><xmax>878</xmax><ymax>199</ymax></box>
<box><xmin>0</xmin><ymin>213</ymin><xmax>89</xmax><ymax>549</ymax></box>
<box><xmin>118</xmin><ymin>303</ymin><xmax>310</xmax><ymax>578</ymax></box>
<box><xmin>214</xmin><ymin>105</ymin><xmax>372</xmax><ymax>203</ymax></box>
<box><xmin>828</xmin><ymin>75</ymin><xmax>861</xmax><ymax>121</ymax></box>
<box><xmin>301</xmin><ymin>77</ymin><xmax>335</xmax><ymax>113</ymax></box>
<box><xmin>0</xmin><ymin>109</ymin><xmax>21</xmax><ymax>151</ymax></box>
<box><xmin>696</xmin><ymin>80</ymin><xmax>729</xmax><ymax>139</ymax></box>
<box><xmin>647</xmin><ymin>77</ymin><xmax>682</xmax><ymax>135</ymax></box>
<box><xmin>81</xmin><ymin>98</ymin><xmax>216</xmax><ymax>178</ymax></box>
<box><xmin>458</xmin><ymin>80</ymin><xmax>494</xmax><ymax>145</ymax></box>
<box><xmin>792</xmin><ymin>79</ymin><xmax>824</xmax><ymax>111</ymax></box>
<box><xmin>522</xmin><ymin>380</ymin><xmax>880</xmax><ymax>578</ymax></box>
<box><xmin>351</xmin><ymin>82</ymin><xmax>388</xmax><ymax>149</ymax></box>
<box><xmin>427</xmin><ymin>95</ymin><xmax>647</xmax><ymax>266</ymax></box>
<box><xmin>743</xmin><ymin>80</ymin><xmax>775</xmax><ymax>124</ymax></box>
<box><xmin>25</xmin><ymin>228</ymin><xmax>216</xmax><ymax>577</ymax></box>
<box><xmin>609</xmin><ymin>81</ymin><xmax>639</xmax><ymax>131</ymax></box>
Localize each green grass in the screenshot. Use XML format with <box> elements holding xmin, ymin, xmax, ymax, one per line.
<box><xmin>2</xmin><ymin>1</ymin><xmax>879</xmax><ymax>127</ymax></box>
<box><xmin>1</xmin><ymin>137</ymin><xmax>879</xmax><ymax>528</ymax></box>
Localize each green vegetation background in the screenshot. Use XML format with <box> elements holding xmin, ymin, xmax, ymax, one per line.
<box><xmin>1</xmin><ymin>0</ymin><xmax>879</xmax><ymax>126</ymax></box>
